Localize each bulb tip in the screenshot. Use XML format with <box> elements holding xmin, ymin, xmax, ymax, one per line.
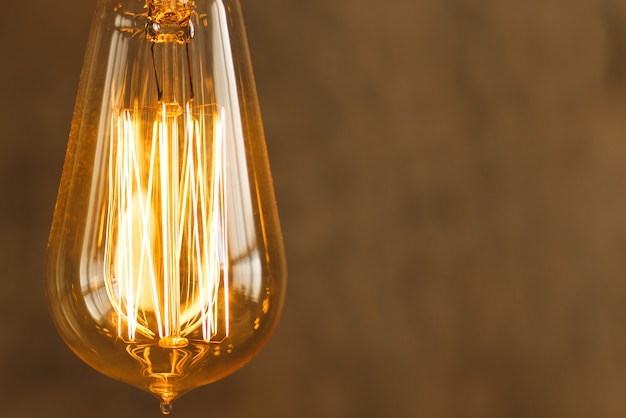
<box><xmin>160</xmin><ymin>402</ymin><xmax>174</xmax><ymax>415</ymax></box>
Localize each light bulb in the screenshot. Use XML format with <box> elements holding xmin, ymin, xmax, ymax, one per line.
<box><xmin>46</xmin><ymin>0</ymin><xmax>286</xmax><ymax>413</ymax></box>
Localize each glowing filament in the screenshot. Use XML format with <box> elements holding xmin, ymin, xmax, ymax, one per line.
<box><xmin>103</xmin><ymin>104</ymin><xmax>228</xmax><ymax>344</ymax></box>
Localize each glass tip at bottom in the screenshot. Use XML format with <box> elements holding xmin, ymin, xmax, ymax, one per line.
<box><xmin>160</xmin><ymin>402</ymin><xmax>174</xmax><ymax>415</ymax></box>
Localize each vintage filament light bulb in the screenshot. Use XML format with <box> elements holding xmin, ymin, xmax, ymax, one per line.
<box><xmin>46</xmin><ymin>0</ymin><xmax>286</xmax><ymax>413</ymax></box>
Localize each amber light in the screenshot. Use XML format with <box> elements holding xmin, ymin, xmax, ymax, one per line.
<box><xmin>46</xmin><ymin>0</ymin><xmax>286</xmax><ymax>414</ymax></box>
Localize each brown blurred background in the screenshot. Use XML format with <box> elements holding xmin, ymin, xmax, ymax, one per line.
<box><xmin>3</xmin><ymin>0</ymin><xmax>626</xmax><ymax>417</ymax></box>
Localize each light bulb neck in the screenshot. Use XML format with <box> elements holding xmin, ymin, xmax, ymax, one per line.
<box><xmin>146</xmin><ymin>0</ymin><xmax>195</xmax><ymax>44</ymax></box>
<box><xmin>145</xmin><ymin>0</ymin><xmax>197</xmax><ymax>104</ymax></box>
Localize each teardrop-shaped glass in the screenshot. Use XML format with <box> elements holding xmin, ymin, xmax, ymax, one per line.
<box><xmin>46</xmin><ymin>0</ymin><xmax>286</xmax><ymax>411</ymax></box>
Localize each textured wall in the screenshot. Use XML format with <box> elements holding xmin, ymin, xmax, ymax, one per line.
<box><xmin>2</xmin><ymin>0</ymin><xmax>626</xmax><ymax>417</ymax></box>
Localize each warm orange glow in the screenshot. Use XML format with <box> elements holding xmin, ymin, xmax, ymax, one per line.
<box><xmin>46</xmin><ymin>0</ymin><xmax>286</xmax><ymax>414</ymax></box>
<box><xmin>104</xmin><ymin>104</ymin><xmax>229</xmax><ymax>345</ymax></box>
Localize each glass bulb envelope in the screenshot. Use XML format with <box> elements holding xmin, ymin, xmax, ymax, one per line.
<box><xmin>46</xmin><ymin>0</ymin><xmax>286</xmax><ymax>412</ymax></box>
